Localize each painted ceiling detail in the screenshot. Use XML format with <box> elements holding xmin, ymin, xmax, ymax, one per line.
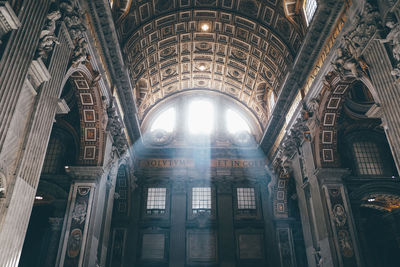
<box><xmin>116</xmin><ymin>0</ymin><xmax>304</xmax><ymax>127</ymax></box>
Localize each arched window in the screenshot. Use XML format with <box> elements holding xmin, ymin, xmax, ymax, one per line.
<box><xmin>188</xmin><ymin>99</ymin><xmax>214</xmax><ymax>134</ymax></box>
<box><xmin>226</xmin><ymin>109</ymin><xmax>250</xmax><ymax>133</ymax></box>
<box><xmin>342</xmin><ymin>131</ymin><xmax>398</xmax><ymax>177</ymax></box>
<box><xmin>304</xmin><ymin>0</ymin><xmax>317</xmax><ymax>25</ymax></box>
<box><xmin>269</xmin><ymin>92</ymin><xmax>275</xmax><ymax>112</ymax></box>
<box><xmin>150</xmin><ymin>107</ymin><xmax>176</xmax><ymax>133</ymax></box>
<box><xmin>144</xmin><ymin>93</ymin><xmax>261</xmax><ymax>145</ymax></box>
<box><xmin>352</xmin><ymin>141</ymin><xmax>384</xmax><ymax>176</ymax></box>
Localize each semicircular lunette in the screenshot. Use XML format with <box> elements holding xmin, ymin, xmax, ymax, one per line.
<box><xmin>118</xmin><ymin>2</ymin><xmax>304</xmax><ymax>128</ymax></box>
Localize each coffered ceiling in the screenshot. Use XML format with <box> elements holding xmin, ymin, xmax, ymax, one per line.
<box><xmin>115</xmin><ymin>0</ymin><xmax>304</xmax><ymax>128</ymax></box>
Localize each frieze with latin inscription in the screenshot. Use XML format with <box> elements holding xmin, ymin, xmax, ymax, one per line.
<box><xmin>138</xmin><ymin>158</ymin><xmax>266</xmax><ymax>169</ymax></box>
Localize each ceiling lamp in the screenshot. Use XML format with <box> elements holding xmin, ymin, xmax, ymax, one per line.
<box><xmin>200</xmin><ymin>23</ymin><xmax>210</xmax><ymax>32</ymax></box>
<box><xmin>199</xmin><ymin>64</ymin><xmax>206</xmax><ymax>71</ymax></box>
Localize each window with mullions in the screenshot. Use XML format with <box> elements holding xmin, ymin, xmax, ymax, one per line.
<box><xmin>353</xmin><ymin>141</ymin><xmax>384</xmax><ymax>175</ymax></box>
<box><xmin>146</xmin><ymin>188</ymin><xmax>166</xmax><ymax>214</ymax></box>
<box><xmin>192</xmin><ymin>187</ymin><xmax>211</xmax><ymax>214</ymax></box>
<box><xmin>305</xmin><ymin>0</ymin><xmax>317</xmax><ymax>25</ymax></box>
<box><xmin>237</xmin><ymin>188</ymin><xmax>256</xmax><ymax>214</ymax></box>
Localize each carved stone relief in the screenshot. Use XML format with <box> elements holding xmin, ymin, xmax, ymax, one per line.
<box><xmin>36</xmin><ymin>6</ymin><xmax>61</xmax><ymax>62</ymax></box>
<box><xmin>63</xmin><ymin>185</ymin><xmax>93</xmax><ymax>267</ymax></box>
<box><xmin>326</xmin><ymin>186</ymin><xmax>358</xmax><ymax>266</ymax></box>
<box><xmin>378</xmin><ymin>12</ymin><xmax>400</xmax><ymax>79</ymax></box>
<box><xmin>107</xmin><ymin>99</ymin><xmax>129</xmax><ymax>157</ymax></box>
<box><xmin>332</xmin><ymin>1</ymin><xmax>381</xmax><ymax>79</ymax></box>
<box><xmin>60</xmin><ymin>0</ymin><xmax>89</xmax><ymax>67</ymax></box>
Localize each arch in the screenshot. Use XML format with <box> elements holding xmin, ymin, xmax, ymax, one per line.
<box><xmin>119</xmin><ymin>2</ymin><xmax>305</xmax><ymax>128</ymax></box>
<box><xmin>59</xmin><ymin>65</ymin><xmax>107</xmax><ymax>166</ymax></box>
<box><xmin>349</xmin><ymin>182</ymin><xmax>400</xmax><ymax>212</ymax></box>
<box><xmin>141</xmin><ymin>90</ymin><xmax>263</xmax><ymax>138</ymax></box>
<box><xmin>313</xmin><ymin>72</ymin><xmax>381</xmax><ymax>168</ymax></box>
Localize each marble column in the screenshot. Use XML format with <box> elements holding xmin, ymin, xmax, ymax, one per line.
<box><xmin>316</xmin><ymin>168</ymin><xmax>362</xmax><ymax>267</ymax></box>
<box><xmin>364</xmin><ymin>40</ymin><xmax>400</xmax><ymax>173</ymax></box>
<box><xmin>0</xmin><ymin>0</ymin><xmax>49</xmax><ymax>153</ymax></box>
<box><xmin>56</xmin><ymin>166</ymin><xmax>106</xmax><ymax>267</ymax></box>
<box><xmin>0</xmin><ymin>17</ymin><xmax>72</xmax><ymax>267</ymax></box>
<box><xmin>169</xmin><ymin>179</ymin><xmax>186</xmax><ymax>267</ymax></box>
<box><xmin>275</xmin><ymin>221</ymin><xmax>296</xmax><ymax>267</ymax></box>
<box><xmin>290</xmin><ymin>141</ymin><xmax>338</xmax><ymax>267</ymax></box>
<box><xmin>98</xmin><ymin>164</ymin><xmax>119</xmax><ymax>267</ymax></box>
<box><xmin>0</xmin><ymin>1</ymin><xmax>20</xmax><ymax>43</ymax></box>
<box><xmin>260</xmin><ymin>179</ymin><xmax>281</xmax><ymax>267</ymax></box>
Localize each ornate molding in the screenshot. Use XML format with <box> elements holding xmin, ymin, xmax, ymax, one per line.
<box><xmin>0</xmin><ymin>1</ymin><xmax>20</xmax><ymax>43</ymax></box>
<box><xmin>332</xmin><ymin>2</ymin><xmax>381</xmax><ymax>79</ymax></box>
<box><xmin>107</xmin><ymin>98</ymin><xmax>128</xmax><ymax>157</ymax></box>
<box><xmin>60</xmin><ymin>0</ymin><xmax>89</xmax><ymax>67</ymax></box>
<box><xmin>343</xmin><ymin>2</ymin><xmax>381</xmax><ymax>59</ymax></box>
<box><xmin>65</xmin><ymin>166</ymin><xmax>105</xmax><ymax>180</ymax></box>
<box><xmin>56</xmin><ymin>98</ymin><xmax>70</xmax><ymax>114</ymax></box>
<box><xmin>365</xmin><ymin>103</ymin><xmax>383</xmax><ymax>118</ymax></box>
<box><xmin>28</xmin><ymin>58</ymin><xmax>51</xmax><ymax>89</ymax></box>
<box><xmin>36</xmin><ymin>6</ymin><xmax>61</xmax><ymax>62</ymax></box>
<box><xmin>378</xmin><ymin>11</ymin><xmax>400</xmax><ymax>79</ymax></box>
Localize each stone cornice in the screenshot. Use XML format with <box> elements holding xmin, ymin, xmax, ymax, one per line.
<box><xmin>0</xmin><ymin>1</ymin><xmax>20</xmax><ymax>34</ymax></box>
<box><xmin>314</xmin><ymin>168</ymin><xmax>351</xmax><ymax>185</ymax></box>
<box><xmin>65</xmin><ymin>166</ymin><xmax>105</xmax><ymax>181</ymax></box>
<box><xmin>260</xmin><ymin>0</ymin><xmax>346</xmax><ymax>154</ymax></box>
<box><xmin>86</xmin><ymin>0</ymin><xmax>141</xmax><ymax>143</ymax></box>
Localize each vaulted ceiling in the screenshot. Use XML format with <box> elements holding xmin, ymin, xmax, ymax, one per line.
<box><xmin>114</xmin><ymin>0</ymin><xmax>305</xmax><ymax>128</ymax></box>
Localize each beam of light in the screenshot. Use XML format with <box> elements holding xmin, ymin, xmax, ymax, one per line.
<box><xmin>269</xmin><ymin>93</ymin><xmax>275</xmax><ymax>111</ymax></box>
<box><xmin>226</xmin><ymin>109</ymin><xmax>250</xmax><ymax>134</ymax></box>
<box><xmin>188</xmin><ymin>100</ymin><xmax>214</xmax><ymax>134</ymax></box>
<box><xmin>150</xmin><ymin>107</ymin><xmax>175</xmax><ymax>132</ymax></box>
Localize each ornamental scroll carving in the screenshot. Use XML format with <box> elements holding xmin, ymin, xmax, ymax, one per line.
<box><xmin>106</xmin><ymin>99</ymin><xmax>128</xmax><ymax>157</ymax></box>
<box><xmin>332</xmin><ymin>2</ymin><xmax>381</xmax><ymax>79</ymax></box>
<box><xmin>344</xmin><ymin>2</ymin><xmax>381</xmax><ymax>59</ymax></box>
<box><xmin>36</xmin><ymin>5</ymin><xmax>61</xmax><ymax>62</ymax></box>
<box><xmin>378</xmin><ymin>14</ymin><xmax>400</xmax><ymax>79</ymax></box>
<box><xmin>60</xmin><ymin>0</ymin><xmax>89</xmax><ymax>67</ymax></box>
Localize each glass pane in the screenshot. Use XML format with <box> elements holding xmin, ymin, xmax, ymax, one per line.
<box><xmin>305</xmin><ymin>0</ymin><xmax>317</xmax><ymax>25</ymax></box>
<box><xmin>269</xmin><ymin>93</ymin><xmax>275</xmax><ymax>111</ymax></box>
<box><xmin>188</xmin><ymin>100</ymin><xmax>214</xmax><ymax>134</ymax></box>
<box><xmin>353</xmin><ymin>142</ymin><xmax>384</xmax><ymax>175</ymax></box>
<box><xmin>226</xmin><ymin>109</ymin><xmax>250</xmax><ymax>134</ymax></box>
<box><xmin>146</xmin><ymin>188</ymin><xmax>166</xmax><ymax>210</ymax></box>
<box><xmin>192</xmin><ymin>187</ymin><xmax>211</xmax><ymax>210</ymax></box>
<box><xmin>237</xmin><ymin>188</ymin><xmax>256</xmax><ymax>209</ymax></box>
<box><xmin>151</xmin><ymin>107</ymin><xmax>175</xmax><ymax>132</ymax></box>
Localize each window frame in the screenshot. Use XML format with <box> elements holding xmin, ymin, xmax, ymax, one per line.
<box><xmin>233</xmin><ymin>184</ymin><xmax>262</xmax><ymax>220</ymax></box>
<box><xmin>142</xmin><ymin>184</ymin><xmax>170</xmax><ymax>219</ymax></box>
<box><xmin>141</xmin><ymin>92</ymin><xmax>263</xmax><ymax>142</ymax></box>
<box><xmin>343</xmin><ymin>131</ymin><xmax>397</xmax><ymax>178</ymax></box>
<box><xmin>187</xmin><ymin>184</ymin><xmax>216</xmax><ymax>220</ymax></box>
<box><xmin>303</xmin><ymin>0</ymin><xmax>317</xmax><ymax>26</ymax></box>
<box><xmin>352</xmin><ymin>141</ymin><xmax>384</xmax><ymax>176</ymax></box>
